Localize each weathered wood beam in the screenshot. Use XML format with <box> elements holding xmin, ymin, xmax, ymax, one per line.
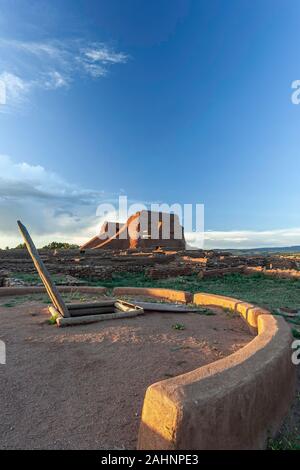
<box><xmin>66</xmin><ymin>301</ymin><xmax>115</xmax><ymax>310</ymax></box>
<box><xmin>49</xmin><ymin>305</ymin><xmax>61</xmax><ymax>318</ymax></box>
<box><xmin>69</xmin><ymin>307</ymin><xmax>114</xmax><ymax>317</ymax></box>
<box><xmin>114</xmin><ymin>300</ymin><xmax>144</xmax><ymax>313</ymax></box>
<box><xmin>56</xmin><ymin>310</ymin><xmax>141</xmax><ymax>327</ymax></box>
<box><xmin>17</xmin><ymin>220</ymin><xmax>70</xmax><ymax>317</ymax></box>
<box><xmin>127</xmin><ymin>302</ymin><xmax>203</xmax><ymax>312</ymax></box>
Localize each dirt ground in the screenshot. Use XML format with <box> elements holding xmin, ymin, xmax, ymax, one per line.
<box><xmin>0</xmin><ymin>296</ymin><xmax>252</xmax><ymax>450</ymax></box>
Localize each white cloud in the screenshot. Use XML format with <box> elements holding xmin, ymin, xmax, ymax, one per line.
<box><xmin>0</xmin><ymin>72</ymin><xmax>31</xmax><ymax>109</ymax></box>
<box><xmin>0</xmin><ymin>38</ymin><xmax>129</xmax><ymax>111</ymax></box>
<box><xmin>76</xmin><ymin>43</ymin><xmax>128</xmax><ymax>79</ymax></box>
<box><xmin>44</xmin><ymin>71</ymin><xmax>70</xmax><ymax>89</ymax></box>
<box><xmin>0</xmin><ymin>154</ymin><xmax>109</xmax><ymax>248</ymax></box>
<box><xmin>0</xmin><ymin>39</ymin><xmax>62</xmax><ymax>58</ymax></box>
<box><xmin>80</xmin><ymin>62</ymin><xmax>107</xmax><ymax>78</ymax></box>
<box><xmin>186</xmin><ymin>228</ymin><xmax>300</xmax><ymax>250</ymax></box>
<box><xmin>82</xmin><ymin>44</ymin><xmax>128</xmax><ymax>64</ymax></box>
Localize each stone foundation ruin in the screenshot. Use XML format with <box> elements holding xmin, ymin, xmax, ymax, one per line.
<box><xmin>1</xmin><ymin>246</ymin><xmax>300</xmax><ymax>286</ymax></box>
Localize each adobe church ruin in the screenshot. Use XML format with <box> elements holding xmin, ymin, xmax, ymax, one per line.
<box><xmin>80</xmin><ymin>210</ymin><xmax>186</xmax><ymax>251</ymax></box>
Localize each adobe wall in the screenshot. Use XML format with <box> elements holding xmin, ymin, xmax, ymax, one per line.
<box><xmin>136</xmin><ymin>290</ymin><xmax>296</xmax><ymax>450</ymax></box>
<box><xmin>81</xmin><ymin>210</ymin><xmax>186</xmax><ymax>251</ymax></box>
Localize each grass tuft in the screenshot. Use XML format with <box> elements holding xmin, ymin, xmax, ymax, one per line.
<box><xmin>172</xmin><ymin>323</ymin><xmax>185</xmax><ymax>330</ymax></box>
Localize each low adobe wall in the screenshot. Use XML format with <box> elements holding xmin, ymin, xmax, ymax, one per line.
<box><xmin>192</xmin><ymin>292</ymin><xmax>270</xmax><ymax>330</ymax></box>
<box><xmin>244</xmin><ymin>266</ymin><xmax>300</xmax><ymax>280</ymax></box>
<box><xmin>112</xmin><ymin>287</ymin><xmax>193</xmax><ymax>304</ymax></box>
<box><xmin>138</xmin><ymin>291</ymin><xmax>296</xmax><ymax>450</ymax></box>
<box><xmin>0</xmin><ymin>286</ymin><xmax>108</xmax><ymax>297</ymax></box>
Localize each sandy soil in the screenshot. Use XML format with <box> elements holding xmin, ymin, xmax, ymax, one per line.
<box><xmin>0</xmin><ymin>297</ymin><xmax>252</xmax><ymax>449</ymax></box>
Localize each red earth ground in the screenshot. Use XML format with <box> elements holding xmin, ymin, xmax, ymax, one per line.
<box><xmin>0</xmin><ymin>296</ymin><xmax>253</xmax><ymax>449</ymax></box>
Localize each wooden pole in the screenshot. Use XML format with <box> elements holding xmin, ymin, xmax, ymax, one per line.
<box><xmin>17</xmin><ymin>220</ymin><xmax>70</xmax><ymax>317</ymax></box>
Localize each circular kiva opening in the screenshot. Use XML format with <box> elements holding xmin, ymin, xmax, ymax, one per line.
<box><xmin>0</xmin><ymin>290</ymin><xmax>253</xmax><ymax>449</ymax></box>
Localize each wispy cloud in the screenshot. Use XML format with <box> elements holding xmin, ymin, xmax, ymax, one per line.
<box><xmin>78</xmin><ymin>43</ymin><xmax>128</xmax><ymax>78</ymax></box>
<box><xmin>82</xmin><ymin>44</ymin><xmax>128</xmax><ymax>64</ymax></box>
<box><xmin>0</xmin><ymin>38</ymin><xmax>129</xmax><ymax>111</ymax></box>
<box><xmin>0</xmin><ymin>72</ymin><xmax>30</xmax><ymax>109</ymax></box>
<box><xmin>0</xmin><ymin>39</ymin><xmax>63</xmax><ymax>58</ymax></box>
<box><xmin>186</xmin><ymin>228</ymin><xmax>300</xmax><ymax>250</ymax></box>
<box><xmin>44</xmin><ymin>71</ymin><xmax>70</xmax><ymax>89</ymax></box>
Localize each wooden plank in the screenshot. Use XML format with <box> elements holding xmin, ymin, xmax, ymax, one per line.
<box><xmin>21</xmin><ymin>244</ymin><xmax>65</xmax><ymax>314</ymax></box>
<box><xmin>115</xmin><ymin>300</ymin><xmax>144</xmax><ymax>313</ymax></box>
<box><xmin>70</xmin><ymin>307</ymin><xmax>114</xmax><ymax>317</ymax></box>
<box><xmin>49</xmin><ymin>305</ymin><xmax>61</xmax><ymax>318</ymax></box>
<box><xmin>66</xmin><ymin>301</ymin><xmax>115</xmax><ymax>310</ymax></box>
<box><xmin>56</xmin><ymin>310</ymin><xmax>140</xmax><ymax>327</ymax></box>
<box><xmin>17</xmin><ymin>220</ymin><xmax>70</xmax><ymax>317</ymax></box>
<box><xmin>49</xmin><ymin>305</ymin><xmax>114</xmax><ymax>318</ymax></box>
<box><xmin>129</xmin><ymin>302</ymin><xmax>202</xmax><ymax>312</ymax></box>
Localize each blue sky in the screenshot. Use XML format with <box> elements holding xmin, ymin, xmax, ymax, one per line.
<box><xmin>0</xmin><ymin>0</ymin><xmax>300</xmax><ymax>249</ymax></box>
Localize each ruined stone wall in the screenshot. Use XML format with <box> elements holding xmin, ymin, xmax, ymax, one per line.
<box><xmin>0</xmin><ymin>248</ymin><xmax>298</xmax><ymax>283</ymax></box>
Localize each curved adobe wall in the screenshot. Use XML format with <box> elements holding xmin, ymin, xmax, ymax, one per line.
<box><xmin>193</xmin><ymin>292</ymin><xmax>270</xmax><ymax>330</ymax></box>
<box><xmin>137</xmin><ymin>292</ymin><xmax>296</xmax><ymax>450</ymax></box>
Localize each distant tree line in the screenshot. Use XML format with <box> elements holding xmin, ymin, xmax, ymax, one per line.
<box><xmin>3</xmin><ymin>242</ymin><xmax>79</xmax><ymax>250</ymax></box>
<box><xmin>41</xmin><ymin>242</ymin><xmax>79</xmax><ymax>250</ymax></box>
